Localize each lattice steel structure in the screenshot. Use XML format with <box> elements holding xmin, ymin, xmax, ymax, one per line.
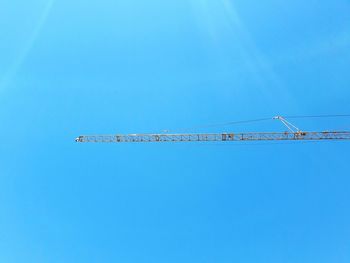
<box><xmin>75</xmin><ymin>131</ymin><xmax>350</xmax><ymax>143</ymax></box>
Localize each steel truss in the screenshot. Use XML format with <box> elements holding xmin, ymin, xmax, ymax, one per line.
<box><xmin>75</xmin><ymin>131</ymin><xmax>350</xmax><ymax>143</ymax></box>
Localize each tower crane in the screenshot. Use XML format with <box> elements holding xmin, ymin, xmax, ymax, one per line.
<box><xmin>75</xmin><ymin>116</ymin><xmax>350</xmax><ymax>143</ymax></box>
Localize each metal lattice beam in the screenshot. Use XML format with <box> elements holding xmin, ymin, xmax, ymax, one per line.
<box><xmin>75</xmin><ymin>131</ymin><xmax>350</xmax><ymax>143</ymax></box>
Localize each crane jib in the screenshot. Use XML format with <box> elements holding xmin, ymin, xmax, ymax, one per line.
<box><xmin>75</xmin><ymin>131</ymin><xmax>350</xmax><ymax>143</ymax></box>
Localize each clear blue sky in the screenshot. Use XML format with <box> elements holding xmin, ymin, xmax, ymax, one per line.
<box><xmin>1</xmin><ymin>1</ymin><xmax>350</xmax><ymax>262</ymax></box>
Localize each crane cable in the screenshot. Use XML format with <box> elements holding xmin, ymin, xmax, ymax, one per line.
<box><xmin>284</xmin><ymin>114</ymin><xmax>350</xmax><ymax>119</ymax></box>
<box><xmin>166</xmin><ymin>114</ymin><xmax>350</xmax><ymax>133</ymax></box>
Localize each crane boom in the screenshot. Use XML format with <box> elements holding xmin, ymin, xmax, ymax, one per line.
<box><xmin>75</xmin><ymin>131</ymin><xmax>350</xmax><ymax>143</ymax></box>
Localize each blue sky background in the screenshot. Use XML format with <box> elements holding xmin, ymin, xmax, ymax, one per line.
<box><xmin>1</xmin><ymin>1</ymin><xmax>350</xmax><ymax>262</ymax></box>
